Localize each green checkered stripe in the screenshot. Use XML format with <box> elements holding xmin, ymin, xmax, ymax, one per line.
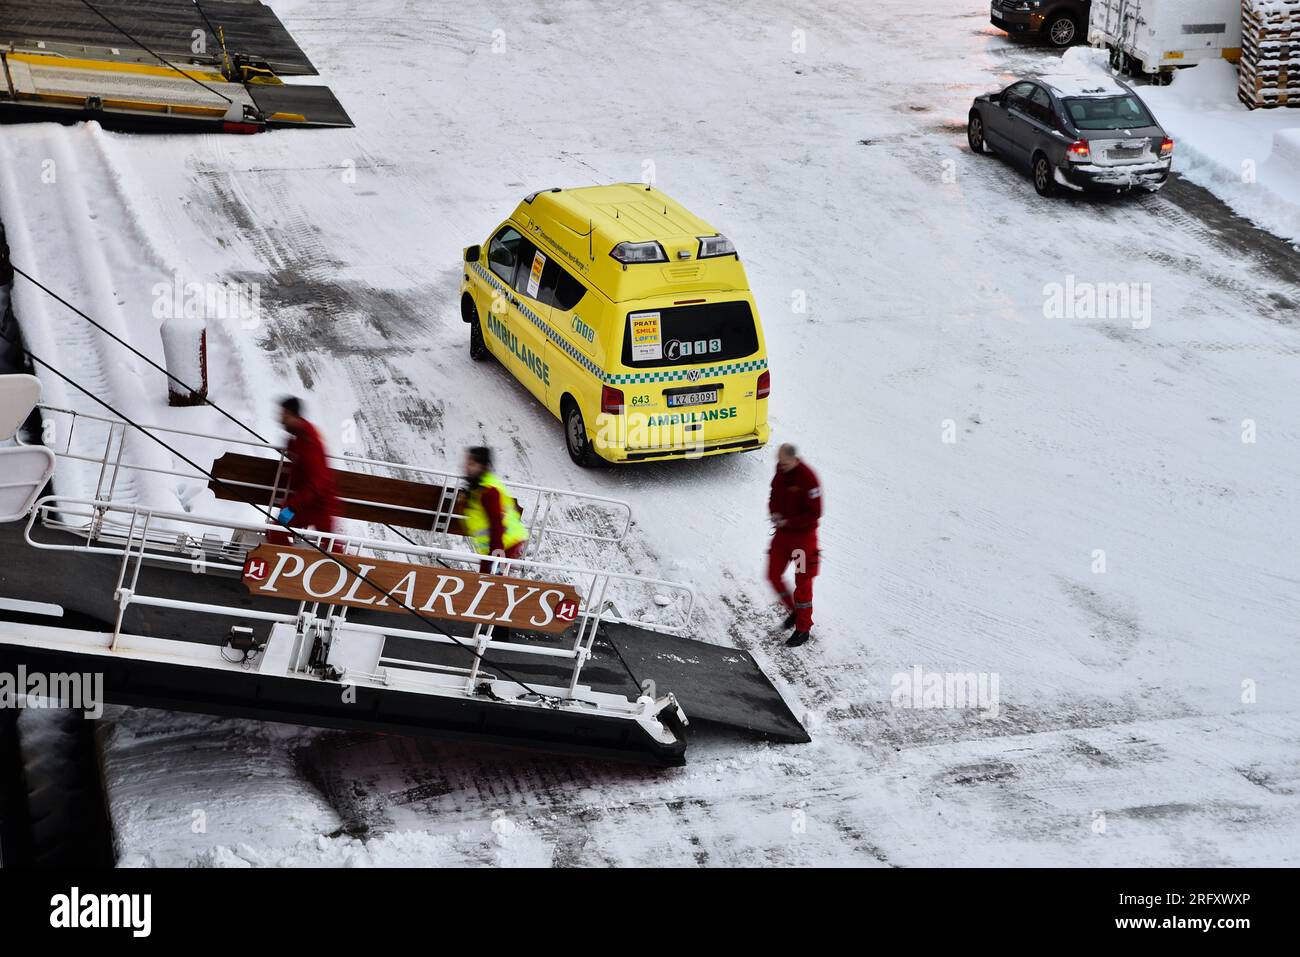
<box><xmin>470</xmin><ymin>262</ymin><xmax>768</xmax><ymax>387</ymax></box>
<box><xmin>472</xmin><ymin>261</ymin><xmax>510</xmax><ymax>302</ymax></box>
<box><xmin>472</xmin><ymin>262</ymin><xmax>610</xmax><ymax>381</ymax></box>
<box><xmin>606</xmin><ymin>359</ymin><xmax>767</xmax><ymax>385</ymax></box>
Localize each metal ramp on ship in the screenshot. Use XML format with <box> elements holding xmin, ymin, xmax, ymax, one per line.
<box><xmin>378</xmin><ymin>624</ymin><xmax>807</xmax><ymax>743</ymax></box>
<box><xmin>0</xmin><ymin>0</ymin><xmax>319</xmax><ymax>77</ymax></box>
<box><xmin>0</xmin><ymin>0</ymin><xmax>352</xmax><ymax>131</ymax></box>
<box><xmin>0</xmin><ymin>395</ymin><xmax>808</xmax><ymax>764</ymax></box>
<box><xmin>0</xmin><ymin>516</ymin><xmax>808</xmax><ymax>754</ymax></box>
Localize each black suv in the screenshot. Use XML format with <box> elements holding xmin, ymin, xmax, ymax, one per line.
<box><xmin>990</xmin><ymin>0</ymin><xmax>1091</xmax><ymax>48</ymax></box>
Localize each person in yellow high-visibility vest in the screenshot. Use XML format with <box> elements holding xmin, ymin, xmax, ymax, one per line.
<box><xmin>463</xmin><ymin>446</ymin><xmax>528</xmax><ymax>570</ymax></box>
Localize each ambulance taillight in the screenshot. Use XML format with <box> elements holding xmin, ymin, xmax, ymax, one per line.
<box><xmin>756</xmin><ymin>370</ymin><xmax>770</xmax><ymax>400</ymax></box>
<box><xmin>601</xmin><ymin>385</ymin><xmax>626</xmax><ymax>414</ymax></box>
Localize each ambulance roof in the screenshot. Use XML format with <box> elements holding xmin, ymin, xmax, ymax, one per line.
<box><xmin>510</xmin><ymin>184</ymin><xmax>751</xmax><ymax>304</ymax></box>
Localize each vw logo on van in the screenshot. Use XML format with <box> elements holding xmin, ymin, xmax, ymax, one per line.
<box><xmin>685</xmin><ymin>369</ymin><xmax>701</xmax><ymax>383</ymax></box>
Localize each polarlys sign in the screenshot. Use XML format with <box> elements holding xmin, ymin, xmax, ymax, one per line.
<box><xmin>242</xmin><ymin>545</ymin><xmax>581</xmax><ymax>633</ymax></box>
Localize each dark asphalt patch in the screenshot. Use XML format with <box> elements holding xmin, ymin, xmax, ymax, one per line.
<box><xmin>1158</xmin><ymin>177</ymin><xmax>1300</xmax><ymax>289</ymax></box>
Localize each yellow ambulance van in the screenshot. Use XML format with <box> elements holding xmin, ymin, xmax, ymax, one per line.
<box><xmin>459</xmin><ymin>184</ymin><xmax>770</xmax><ymax>466</ymax></box>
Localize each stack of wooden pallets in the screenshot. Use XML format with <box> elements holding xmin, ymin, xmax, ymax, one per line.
<box><xmin>1240</xmin><ymin>0</ymin><xmax>1300</xmax><ymax>108</ymax></box>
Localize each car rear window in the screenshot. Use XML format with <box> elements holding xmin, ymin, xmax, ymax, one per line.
<box><xmin>1063</xmin><ymin>95</ymin><xmax>1155</xmax><ymax>130</ymax></box>
<box><xmin>621</xmin><ymin>301</ymin><xmax>759</xmax><ymax>369</ymax></box>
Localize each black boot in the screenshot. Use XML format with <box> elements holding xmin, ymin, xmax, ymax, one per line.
<box><xmin>782</xmin><ymin>611</ymin><xmax>797</xmax><ymax>630</ymax></box>
<box><xmin>785</xmin><ymin>630</ymin><xmax>811</xmax><ymax>648</ymax></box>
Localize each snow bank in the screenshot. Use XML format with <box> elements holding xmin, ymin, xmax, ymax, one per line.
<box><xmin>1059</xmin><ymin>46</ymin><xmax>1112</xmax><ymax>75</ymax></box>
<box><xmin>1260</xmin><ymin>129</ymin><xmax>1300</xmax><ymax>209</ymax></box>
<box><xmin>1139</xmin><ymin>60</ymin><xmax>1300</xmax><ymax>243</ymax></box>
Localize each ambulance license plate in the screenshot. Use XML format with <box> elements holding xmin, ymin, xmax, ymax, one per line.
<box><xmin>667</xmin><ymin>389</ymin><xmax>718</xmax><ymax>408</ymax></box>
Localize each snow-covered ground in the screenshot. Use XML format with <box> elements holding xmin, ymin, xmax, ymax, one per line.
<box><xmin>3</xmin><ymin>0</ymin><xmax>1299</xmax><ymax>866</ymax></box>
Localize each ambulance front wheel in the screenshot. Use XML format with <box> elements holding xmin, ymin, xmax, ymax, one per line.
<box><xmin>465</xmin><ymin>296</ymin><xmax>489</xmax><ymax>361</ymax></box>
<box><xmin>563</xmin><ymin>400</ymin><xmax>597</xmax><ymax>468</ymax></box>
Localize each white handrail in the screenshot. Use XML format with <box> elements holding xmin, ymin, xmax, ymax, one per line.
<box><xmin>25</xmin><ymin>494</ymin><xmax>692</xmax><ymax>710</ymax></box>
<box><xmin>25</xmin><ymin>495</ymin><xmax>697</xmax><ymax>635</ymax></box>
<box><xmin>26</xmin><ymin>403</ymin><xmax>635</xmax><ymax>552</ymax></box>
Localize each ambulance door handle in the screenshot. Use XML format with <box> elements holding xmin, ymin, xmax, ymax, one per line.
<box><xmin>509</xmin><ymin>295</ymin><xmax>520</xmax><ymax>306</ymax></box>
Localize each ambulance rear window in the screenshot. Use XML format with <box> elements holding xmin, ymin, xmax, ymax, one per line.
<box><xmin>621</xmin><ymin>301</ymin><xmax>759</xmax><ymax>369</ymax></box>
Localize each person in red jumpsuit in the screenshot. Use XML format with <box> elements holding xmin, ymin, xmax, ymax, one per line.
<box><xmin>270</xmin><ymin>396</ymin><xmax>341</xmax><ymax>547</ymax></box>
<box><xmin>767</xmin><ymin>442</ymin><xmax>822</xmax><ymax>647</ymax></box>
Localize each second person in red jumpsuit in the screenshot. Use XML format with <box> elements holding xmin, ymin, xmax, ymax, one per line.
<box><xmin>767</xmin><ymin>442</ymin><xmax>822</xmax><ymax>647</ymax></box>
<box><xmin>270</xmin><ymin>396</ymin><xmax>341</xmax><ymax>547</ymax></box>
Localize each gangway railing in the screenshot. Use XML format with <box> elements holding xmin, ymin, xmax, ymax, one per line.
<box><xmin>24</xmin><ymin>404</ymin><xmax>634</xmax><ymax>558</ymax></box>
<box><xmin>23</xmin><ymin>496</ymin><xmax>695</xmax><ymax>708</ymax></box>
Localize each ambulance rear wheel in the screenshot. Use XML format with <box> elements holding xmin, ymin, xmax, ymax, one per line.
<box><xmin>465</xmin><ymin>297</ymin><xmax>489</xmax><ymax>361</ymax></box>
<box><xmin>563</xmin><ymin>401</ymin><xmax>596</xmax><ymax>468</ymax></box>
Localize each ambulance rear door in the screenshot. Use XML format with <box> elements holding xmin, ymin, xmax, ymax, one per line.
<box><xmin>617</xmin><ymin>297</ymin><xmax>764</xmax><ymax>452</ymax></box>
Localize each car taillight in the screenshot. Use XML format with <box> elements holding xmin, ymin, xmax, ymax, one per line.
<box><xmin>1067</xmin><ymin>139</ymin><xmax>1090</xmax><ymax>161</ymax></box>
<box><xmin>756</xmin><ymin>370</ymin><xmax>770</xmax><ymax>400</ymax></box>
<box><xmin>1159</xmin><ymin>137</ymin><xmax>1174</xmax><ymax>158</ymax></box>
<box><xmin>601</xmin><ymin>385</ymin><xmax>625</xmax><ymax>415</ymax></box>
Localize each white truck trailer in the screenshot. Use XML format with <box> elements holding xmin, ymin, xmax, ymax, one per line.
<box><xmin>1089</xmin><ymin>0</ymin><xmax>1243</xmax><ymax>80</ymax></box>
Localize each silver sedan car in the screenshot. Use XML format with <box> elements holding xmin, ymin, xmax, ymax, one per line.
<box><xmin>968</xmin><ymin>73</ymin><xmax>1173</xmax><ymax>197</ymax></box>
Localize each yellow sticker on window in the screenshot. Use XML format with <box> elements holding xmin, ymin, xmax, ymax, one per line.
<box><xmin>629</xmin><ymin>312</ymin><xmax>662</xmax><ymax>361</ymax></box>
<box><xmin>526</xmin><ymin>250</ymin><xmax>546</xmax><ymax>299</ymax></box>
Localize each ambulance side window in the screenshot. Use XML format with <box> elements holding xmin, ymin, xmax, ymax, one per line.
<box><xmin>511</xmin><ymin>239</ymin><xmax>550</xmax><ymax>301</ymax></box>
<box><xmin>513</xmin><ymin>247</ymin><xmax>587</xmax><ymax>313</ymax></box>
<box><xmin>488</xmin><ymin>227</ymin><xmax>522</xmax><ymax>285</ymax></box>
<box><xmin>551</xmin><ymin>268</ymin><xmax>587</xmax><ymax>312</ymax></box>
<box><xmin>532</xmin><ymin>258</ymin><xmax>587</xmax><ymax>313</ymax></box>
<box><xmin>536</xmin><ymin>260</ymin><xmax>560</xmax><ymax>305</ymax></box>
